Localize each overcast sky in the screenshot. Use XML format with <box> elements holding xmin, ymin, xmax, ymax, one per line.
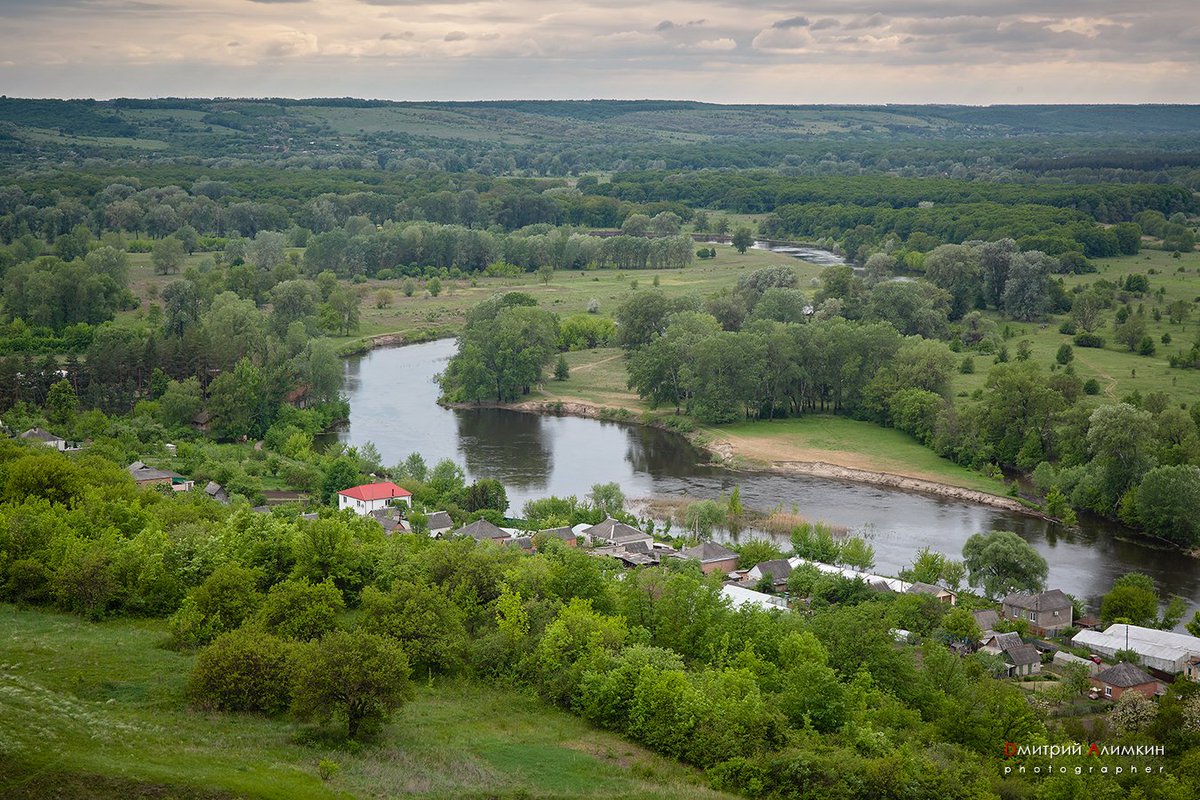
<box><xmin>1</xmin><ymin>0</ymin><xmax>1197</xmax><ymax>103</ymax></box>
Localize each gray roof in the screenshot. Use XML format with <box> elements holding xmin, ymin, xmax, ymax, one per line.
<box><xmin>127</xmin><ymin>462</ymin><xmax>186</xmax><ymax>482</ymax></box>
<box><xmin>1003</xmin><ymin>589</ymin><xmax>1073</xmax><ymax>612</ymax></box>
<box><xmin>753</xmin><ymin>559</ymin><xmax>793</xmax><ymax>580</ymax></box>
<box><xmin>682</xmin><ymin>541</ymin><xmax>738</xmax><ymax>564</ymax></box>
<box><xmin>973</xmin><ymin>610</ymin><xmax>1000</xmax><ymax>631</ymax></box>
<box><xmin>1095</xmin><ymin>662</ymin><xmax>1156</xmax><ymax>688</ymax></box>
<box><xmin>456</xmin><ymin>518</ymin><xmax>508</xmax><ymax>541</ymax></box>
<box><xmin>20</xmin><ymin>427</ymin><xmax>63</xmax><ymax>442</ymax></box>
<box><xmin>426</xmin><ymin>511</ymin><xmax>453</xmax><ymax>530</ymax></box>
<box><xmin>538</xmin><ymin>526</ymin><xmax>577</xmax><ymax>541</ymax></box>
<box><xmin>584</xmin><ymin>517</ymin><xmax>650</xmax><ymax>545</ymax></box>
<box><xmin>985</xmin><ymin>631</ymin><xmax>1024</xmax><ymax>653</ymax></box>
<box><xmin>907</xmin><ymin>581</ymin><xmax>952</xmax><ymax>597</ymax></box>
<box><xmin>204</xmin><ymin>481</ymin><xmax>225</xmax><ymax>497</ymax></box>
<box><xmin>1006</xmin><ymin>643</ymin><xmax>1041</xmax><ymax>667</ymax></box>
<box><xmin>623</xmin><ymin>540</ymin><xmax>652</xmax><ymax>555</ymax></box>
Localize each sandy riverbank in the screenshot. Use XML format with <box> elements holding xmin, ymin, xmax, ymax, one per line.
<box><xmin>448</xmin><ymin>397</ymin><xmax>1045</xmax><ymax>518</ymax></box>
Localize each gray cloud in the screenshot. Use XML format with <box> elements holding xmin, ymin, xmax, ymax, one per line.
<box><xmin>0</xmin><ymin>0</ymin><xmax>1197</xmax><ymax>102</ymax></box>
<box><xmin>772</xmin><ymin>16</ymin><xmax>809</xmax><ymax>29</ymax></box>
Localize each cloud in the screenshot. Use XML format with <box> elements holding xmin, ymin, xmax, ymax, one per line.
<box><xmin>0</xmin><ymin>0</ymin><xmax>1198</xmax><ymax>101</ymax></box>
<box><xmin>772</xmin><ymin>16</ymin><xmax>809</xmax><ymax>29</ymax></box>
<box><xmin>692</xmin><ymin>38</ymin><xmax>737</xmax><ymax>51</ymax></box>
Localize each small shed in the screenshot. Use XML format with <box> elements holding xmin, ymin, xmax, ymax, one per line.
<box><xmin>1052</xmin><ymin>651</ymin><xmax>1100</xmax><ymax>676</ymax></box>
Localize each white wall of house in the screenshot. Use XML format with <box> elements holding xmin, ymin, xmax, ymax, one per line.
<box><xmin>338</xmin><ymin>494</ymin><xmax>410</xmax><ymax>515</ymax></box>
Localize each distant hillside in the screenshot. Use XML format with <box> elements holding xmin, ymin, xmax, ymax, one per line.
<box><xmin>2</xmin><ymin>97</ymin><xmax>1200</xmax><ymax>178</ymax></box>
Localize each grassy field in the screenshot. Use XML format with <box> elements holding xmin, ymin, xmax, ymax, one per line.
<box><xmin>120</xmin><ymin>242</ymin><xmax>823</xmax><ymax>348</ymax></box>
<box><xmin>952</xmin><ymin>248</ymin><xmax>1200</xmax><ymax>405</ymax></box>
<box><xmin>0</xmin><ymin>605</ymin><xmax>731</xmax><ymax>800</ymax></box>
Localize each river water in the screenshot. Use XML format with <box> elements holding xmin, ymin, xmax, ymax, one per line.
<box><xmin>329</xmin><ymin>338</ymin><xmax>1200</xmax><ymax>615</ymax></box>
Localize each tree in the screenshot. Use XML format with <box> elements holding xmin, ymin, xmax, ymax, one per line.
<box><xmin>554</xmin><ymin>354</ymin><xmax>569</xmax><ymax>381</ymax></box>
<box><xmin>45</xmin><ymin>379</ymin><xmax>77</xmax><ymax>426</ymax></box>
<box><xmin>1110</xmin><ymin>690</ymin><xmax>1158</xmax><ymax>734</ymax></box>
<box><xmin>1001</xmin><ymin>250</ymin><xmax>1056</xmax><ymax>321</ymax></box>
<box><xmin>462</xmin><ymin>478</ymin><xmax>508</xmax><ymax>514</ymax></box>
<box><xmin>188</xmin><ymin>628</ymin><xmax>293</xmax><ymax>714</ymax></box>
<box><xmin>427</xmin><ymin>277</ymin><xmax>442</xmax><ymax>297</ymax></box>
<box><xmin>1135</xmin><ymin>465</ymin><xmax>1200</xmax><ymax>546</ymax></box>
<box><xmin>1100</xmin><ymin>573</ymin><xmax>1159</xmax><ymax>626</ymax></box>
<box><xmin>1087</xmin><ymin>403</ymin><xmax>1157</xmax><ymax>513</ymax></box>
<box><xmin>322</xmin><ymin>286</ymin><xmax>360</xmax><ymax>336</ymax></box>
<box><xmin>588</xmin><ymin>482</ymin><xmax>625</xmax><ymax>517</ymax></box>
<box><xmin>157</xmin><ymin>377</ymin><xmax>203</xmax><ymax>429</ymax></box>
<box><xmin>207</xmin><ymin>358</ymin><xmax>266</xmax><ymax>441</ymax></box>
<box><xmin>256</xmin><ymin>578</ymin><xmax>345</xmax><ymax>641</ymax></box>
<box><xmin>291</xmin><ymin>629</ymin><xmax>413</xmax><ymax>740</ymax></box>
<box><xmin>322</xmin><ymin>456</ymin><xmax>362</xmax><ymax>505</ymax></box>
<box><xmin>1187</xmin><ymin>611</ymin><xmax>1200</xmax><ymax>638</ymax></box>
<box><xmin>269</xmin><ymin>280</ymin><xmax>317</xmax><ymax>335</ymax></box>
<box><xmin>961</xmin><ymin>531</ymin><xmax>1048</xmax><ymax>599</ymax></box>
<box><xmin>683</xmin><ymin>500</ymin><xmax>725</xmax><ymax>536</ymax></box>
<box><xmin>151</xmin><ymin>236</ymin><xmax>186</xmax><ymax>275</ymax></box>
<box><xmin>538</xmin><ymin>263</ymin><xmax>554</xmax><ymax>284</ymax></box>
<box><xmin>439</xmin><ymin>303</ymin><xmax>560</xmax><ymax>403</ymax></box>
<box><xmin>168</xmin><ymin>562</ymin><xmax>264</xmax><ymax>648</ymax></box>
<box><xmin>731</xmin><ymin>227</ymin><xmax>753</xmax><ymax>254</ymax></box>
<box><xmin>837</xmin><ymin>537</ymin><xmax>875</xmax><ymax>571</ymax></box>
<box><xmin>924</xmin><ymin>244</ymin><xmax>981</xmax><ymax>319</ymax></box>
<box><xmin>1070</xmin><ymin>289</ymin><xmax>1108</xmax><ymax>333</ymax></box>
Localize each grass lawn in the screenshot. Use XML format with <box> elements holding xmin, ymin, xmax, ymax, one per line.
<box><xmin>0</xmin><ymin>605</ymin><xmax>730</xmax><ymax>800</ymax></box>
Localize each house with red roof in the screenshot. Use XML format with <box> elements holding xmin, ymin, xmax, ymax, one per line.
<box><xmin>337</xmin><ymin>481</ymin><xmax>412</xmax><ymax>515</ymax></box>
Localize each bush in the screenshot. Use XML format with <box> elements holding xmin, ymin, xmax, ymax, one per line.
<box><xmin>1138</xmin><ymin>336</ymin><xmax>1157</xmax><ymax>356</ymax></box>
<box><xmin>168</xmin><ymin>562</ymin><xmax>264</xmax><ymax>648</ymax></box>
<box><xmin>1073</xmin><ymin>333</ymin><xmax>1106</xmax><ymax>348</ymax></box>
<box><xmin>256</xmin><ymin>578</ymin><xmax>345</xmax><ymax>642</ymax></box>
<box><xmin>1083</xmin><ymin>378</ymin><xmax>1101</xmax><ymax>395</ymax></box>
<box><xmin>188</xmin><ymin>628</ymin><xmax>294</xmax><ymax>714</ymax></box>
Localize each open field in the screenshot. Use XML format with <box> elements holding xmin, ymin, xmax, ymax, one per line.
<box><xmin>952</xmin><ymin>248</ymin><xmax>1200</xmax><ymax>405</ymax></box>
<box><xmin>0</xmin><ymin>604</ymin><xmax>732</xmax><ymax>800</ymax></box>
<box><xmin>119</xmin><ymin>241</ymin><xmax>824</xmax><ymax>347</ymax></box>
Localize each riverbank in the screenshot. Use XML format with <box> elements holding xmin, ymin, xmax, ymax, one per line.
<box><xmin>448</xmin><ymin>396</ymin><xmax>1043</xmax><ymax>517</ymax></box>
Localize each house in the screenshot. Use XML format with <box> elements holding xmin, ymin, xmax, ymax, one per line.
<box><xmin>204</xmin><ymin>481</ymin><xmax>229</xmax><ymax>504</ymax></box>
<box><xmin>906</xmin><ymin>582</ymin><xmax>957</xmax><ymax>605</ymax></box>
<box><xmin>536</xmin><ymin>526</ymin><xmax>579</xmax><ymax>548</ymax></box>
<box><xmin>1072</xmin><ymin>624</ymin><xmax>1200</xmax><ymax>674</ymax></box>
<box><xmin>191</xmin><ymin>410</ymin><xmax>212</xmax><ymax>433</ymax></box>
<box><xmin>455</xmin><ymin>518</ymin><xmax>510</xmax><ymax>543</ymax></box>
<box><xmin>973</xmin><ymin>609</ymin><xmax>1001</xmax><ymax>633</ymax></box>
<box><xmin>1185</xmin><ymin>657</ymin><xmax>1200</xmax><ymax>683</ymax></box>
<box><xmin>980</xmin><ymin>631</ymin><xmax>1042</xmax><ymax>677</ymax></box>
<box><xmin>369</xmin><ymin>508</ymin><xmax>409</xmax><ymax>534</ymax></box>
<box><xmin>721</xmin><ymin>584</ymin><xmax>788</xmax><ymax>612</ymax></box>
<box><xmin>426</xmin><ymin>511</ymin><xmax>454</xmax><ymax>537</ymax></box>
<box><xmin>1001</xmin><ymin>590</ymin><xmax>1074</xmax><ymax>636</ymax></box>
<box><xmin>747</xmin><ymin>559</ymin><xmax>793</xmax><ymax>589</ymax></box>
<box><xmin>20</xmin><ymin>427</ymin><xmax>66</xmax><ymax>451</ymax></box>
<box><xmin>681</xmin><ymin>541</ymin><xmax>739</xmax><ymax>575</ymax></box>
<box><xmin>127</xmin><ymin>461</ymin><xmax>194</xmax><ymax>492</ymax></box>
<box><xmin>582</xmin><ymin>517</ymin><xmax>653</xmax><ymax>548</ymax></box>
<box><xmin>1090</xmin><ymin>662</ymin><xmax>1159</xmax><ymax>701</ymax></box>
<box><xmin>1052</xmin><ymin>651</ymin><xmax>1101</xmax><ymax>676</ymax></box>
<box><xmin>337</xmin><ymin>482</ymin><xmax>412</xmax><ymax>515</ymax></box>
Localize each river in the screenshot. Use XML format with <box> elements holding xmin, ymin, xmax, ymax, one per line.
<box><xmin>329</xmin><ymin>338</ymin><xmax>1200</xmax><ymax>615</ymax></box>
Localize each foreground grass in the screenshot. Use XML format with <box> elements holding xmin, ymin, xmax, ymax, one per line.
<box><xmin>0</xmin><ymin>605</ymin><xmax>730</xmax><ymax>800</ymax></box>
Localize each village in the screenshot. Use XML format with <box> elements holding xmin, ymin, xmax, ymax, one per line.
<box><xmin>18</xmin><ymin>418</ymin><xmax>1200</xmax><ymax>716</ymax></box>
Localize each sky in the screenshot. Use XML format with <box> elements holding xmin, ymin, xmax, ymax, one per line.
<box><xmin>1</xmin><ymin>0</ymin><xmax>1198</xmax><ymax>103</ymax></box>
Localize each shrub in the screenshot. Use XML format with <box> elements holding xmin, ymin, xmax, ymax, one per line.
<box><xmin>188</xmin><ymin>628</ymin><xmax>294</xmax><ymax>714</ymax></box>
<box><xmin>1083</xmin><ymin>378</ymin><xmax>1101</xmax><ymax>395</ymax></box>
<box><xmin>256</xmin><ymin>578</ymin><xmax>345</xmax><ymax>642</ymax></box>
<box><xmin>1073</xmin><ymin>333</ymin><xmax>1106</xmax><ymax>348</ymax></box>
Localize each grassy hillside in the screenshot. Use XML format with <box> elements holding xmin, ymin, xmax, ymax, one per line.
<box><xmin>0</xmin><ymin>605</ymin><xmax>730</xmax><ymax>800</ymax></box>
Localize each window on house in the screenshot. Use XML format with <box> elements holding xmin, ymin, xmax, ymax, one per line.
<box><xmin>1104</xmin><ymin>687</ymin><xmax>1112</xmax><ymax>698</ymax></box>
<box><xmin>1029</xmin><ymin>612</ymin><xmax>1037</xmax><ymax>622</ymax></box>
